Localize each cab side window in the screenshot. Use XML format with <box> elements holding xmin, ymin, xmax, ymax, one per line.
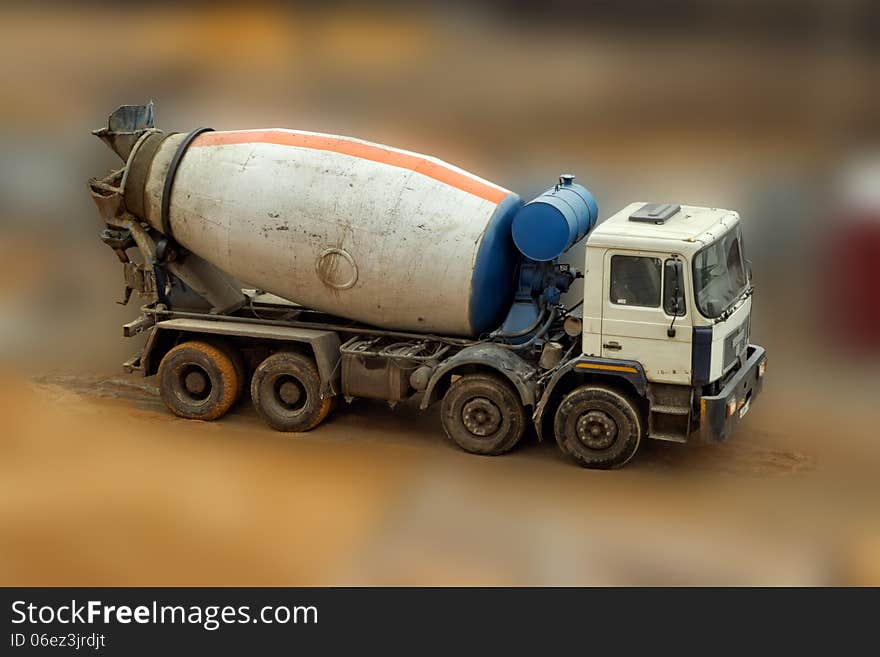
<box><xmin>610</xmin><ymin>255</ymin><xmax>661</xmax><ymax>307</ymax></box>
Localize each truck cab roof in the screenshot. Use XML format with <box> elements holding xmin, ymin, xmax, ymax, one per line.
<box><xmin>586</xmin><ymin>202</ymin><xmax>740</xmax><ymax>255</ymax></box>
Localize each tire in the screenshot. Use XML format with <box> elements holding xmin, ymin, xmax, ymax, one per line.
<box><xmin>158</xmin><ymin>340</ymin><xmax>241</xmax><ymax>421</ymax></box>
<box><xmin>250</xmin><ymin>351</ymin><xmax>334</xmax><ymax>432</ymax></box>
<box><xmin>553</xmin><ymin>385</ymin><xmax>643</xmax><ymax>469</ymax></box>
<box><xmin>202</xmin><ymin>337</ymin><xmax>247</xmax><ymax>403</ymax></box>
<box><xmin>440</xmin><ymin>373</ymin><xmax>526</xmax><ymax>456</ymax></box>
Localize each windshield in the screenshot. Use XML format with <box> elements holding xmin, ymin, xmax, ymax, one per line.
<box><xmin>693</xmin><ymin>225</ymin><xmax>748</xmax><ymax>318</ymax></box>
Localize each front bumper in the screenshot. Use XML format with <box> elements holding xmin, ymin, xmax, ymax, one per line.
<box><xmin>699</xmin><ymin>344</ymin><xmax>766</xmax><ymax>442</ymax></box>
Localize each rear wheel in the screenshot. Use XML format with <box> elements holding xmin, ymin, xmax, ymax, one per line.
<box><xmin>250</xmin><ymin>351</ymin><xmax>334</xmax><ymax>432</ymax></box>
<box><xmin>553</xmin><ymin>385</ymin><xmax>642</xmax><ymax>469</ymax></box>
<box><xmin>158</xmin><ymin>340</ymin><xmax>240</xmax><ymax>421</ymax></box>
<box><xmin>203</xmin><ymin>337</ymin><xmax>247</xmax><ymax>403</ymax></box>
<box><xmin>440</xmin><ymin>373</ymin><xmax>526</xmax><ymax>455</ymax></box>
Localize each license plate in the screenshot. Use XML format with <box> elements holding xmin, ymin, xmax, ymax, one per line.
<box><xmin>739</xmin><ymin>399</ymin><xmax>751</xmax><ymax>418</ymax></box>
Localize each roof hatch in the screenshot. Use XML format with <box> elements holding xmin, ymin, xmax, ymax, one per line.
<box><xmin>629</xmin><ymin>203</ymin><xmax>681</xmax><ymax>224</ymax></box>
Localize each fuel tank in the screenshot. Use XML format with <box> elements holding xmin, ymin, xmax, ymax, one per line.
<box><xmin>122</xmin><ymin>125</ymin><xmax>522</xmax><ymax>336</ymax></box>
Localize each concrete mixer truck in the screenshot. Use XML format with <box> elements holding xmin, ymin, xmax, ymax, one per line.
<box><xmin>87</xmin><ymin>103</ymin><xmax>766</xmax><ymax>468</ymax></box>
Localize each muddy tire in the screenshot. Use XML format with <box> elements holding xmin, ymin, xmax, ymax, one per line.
<box><xmin>440</xmin><ymin>373</ymin><xmax>526</xmax><ymax>456</ymax></box>
<box><xmin>158</xmin><ymin>340</ymin><xmax>241</xmax><ymax>421</ymax></box>
<box><xmin>250</xmin><ymin>351</ymin><xmax>334</xmax><ymax>432</ymax></box>
<box><xmin>553</xmin><ymin>385</ymin><xmax>642</xmax><ymax>469</ymax></box>
<box><xmin>202</xmin><ymin>337</ymin><xmax>247</xmax><ymax>403</ymax></box>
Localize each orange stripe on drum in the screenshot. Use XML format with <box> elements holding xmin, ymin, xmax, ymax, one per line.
<box><xmin>193</xmin><ymin>130</ymin><xmax>509</xmax><ymax>204</ymax></box>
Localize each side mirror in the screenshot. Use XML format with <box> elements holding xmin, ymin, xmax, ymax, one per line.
<box><xmin>664</xmin><ymin>258</ymin><xmax>685</xmax><ymax>317</ymax></box>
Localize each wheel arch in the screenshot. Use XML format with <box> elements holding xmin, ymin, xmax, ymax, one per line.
<box><xmin>420</xmin><ymin>344</ymin><xmax>538</xmax><ymax>411</ymax></box>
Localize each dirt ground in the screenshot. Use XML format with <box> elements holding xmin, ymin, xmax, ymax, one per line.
<box><xmin>1</xmin><ymin>363</ymin><xmax>877</xmax><ymax>586</ymax></box>
<box><xmin>2</xmin><ymin>237</ymin><xmax>876</xmax><ymax>586</ymax></box>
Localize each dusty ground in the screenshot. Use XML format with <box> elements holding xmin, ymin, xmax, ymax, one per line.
<box><xmin>1</xmin><ymin>366</ymin><xmax>877</xmax><ymax>586</ymax></box>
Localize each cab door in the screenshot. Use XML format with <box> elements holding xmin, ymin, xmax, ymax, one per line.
<box><xmin>600</xmin><ymin>250</ymin><xmax>692</xmax><ymax>384</ymax></box>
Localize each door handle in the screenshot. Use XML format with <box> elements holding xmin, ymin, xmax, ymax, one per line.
<box><xmin>603</xmin><ymin>341</ymin><xmax>622</xmax><ymax>351</ymax></box>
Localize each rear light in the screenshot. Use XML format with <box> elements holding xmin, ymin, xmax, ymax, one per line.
<box><xmin>758</xmin><ymin>359</ymin><xmax>767</xmax><ymax>378</ymax></box>
<box><xmin>726</xmin><ymin>398</ymin><xmax>738</xmax><ymax>418</ymax></box>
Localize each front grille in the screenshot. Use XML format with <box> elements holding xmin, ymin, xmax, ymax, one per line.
<box><xmin>723</xmin><ymin>319</ymin><xmax>749</xmax><ymax>371</ymax></box>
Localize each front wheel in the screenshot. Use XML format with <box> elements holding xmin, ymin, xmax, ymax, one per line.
<box><xmin>250</xmin><ymin>351</ymin><xmax>334</xmax><ymax>432</ymax></box>
<box><xmin>440</xmin><ymin>373</ymin><xmax>526</xmax><ymax>455</ymax></box>
<box><xmin>553</xmin><ymin>386</ymin><xmax>643</xmax><ymax>469</ymax></box>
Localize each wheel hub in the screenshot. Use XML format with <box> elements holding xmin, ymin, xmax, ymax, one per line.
<box><xmin>278</xmin><ymin>380</ymin><xmax>303</xmax><ymax>406</ymax></box>
<box><xmin>184</xmin><ymin>370</ymin><xmax>208</xmax><ymax>395</ymax></box>
<box><xmin>461</xmin><ymin>397</ymin><xmax>502</xmax><ymax>437</ymax></box>
<box><xmin>576</xmin><ymin>410</ymin><xmax>618</xmax><ymax>450</ymax></box>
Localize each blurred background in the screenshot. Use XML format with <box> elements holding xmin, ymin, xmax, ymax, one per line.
<box><xmin>1</xmin><ymin>0</ymin><xmax>878</xmax><ymax>585</ymax></box>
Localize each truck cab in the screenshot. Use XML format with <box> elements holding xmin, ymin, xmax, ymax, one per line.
<box><xmin>535</xmin><ymin>202</ymin><xmax>766</xmax><ymax>467</ymax></box>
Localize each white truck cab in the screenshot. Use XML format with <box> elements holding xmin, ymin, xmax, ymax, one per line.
<box><xmin>534</xmin><ymin>202</ymin><xmax>766</xmax><ymax>467</ymax></box>
<box><xmin>584</xmin><ymin>202</ymin><xmax>751</xmax><ymax>385</ymax></box>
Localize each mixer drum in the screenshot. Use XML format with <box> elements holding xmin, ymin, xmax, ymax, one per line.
<box><xmin>129</xmin><ymin>129</ymin><xmax>522</xmax><ymax>336</ymax></box>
